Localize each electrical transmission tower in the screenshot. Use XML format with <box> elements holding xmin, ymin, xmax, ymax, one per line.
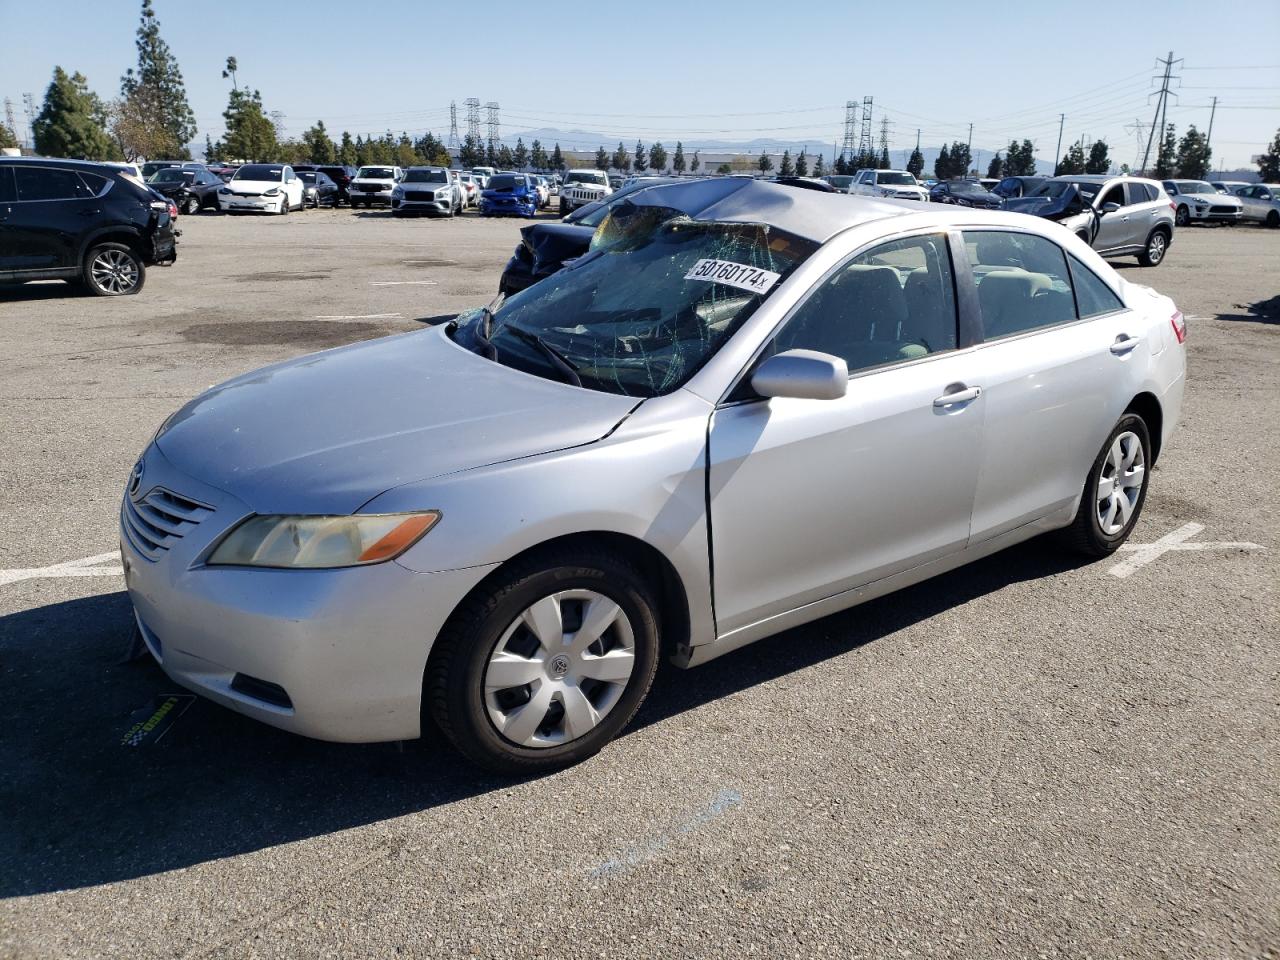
<box><xmin>23</xmin><ymin>93</ymin><xmax>36</xmax><ymax>149</ymax></box>
<box><xmin>3</xmin><ymin>98</ymin><xmax>16</xmax><ymax>145</ymax></box>
<box><xmin>464</xmin><ymin>98</ymin><xmax>481</xmax><ymax>142</ymax></box>
<box><xmin>448</xmin><ymin>101</ymin><xmax>459</xmax><ymax>151</ymax></box>
<box><xmin>1124</xmin><ymin>118</ymin><xmax>1150</xmax><ymax>172</ymax></box>
<box><xmin>1140</xmin><ymin>51</ymin><xmax>1181</xmax><ymax>174</ymax></box>
<box><xmin>878</xmin><ymin>117</ymin><xmax>890</xmax><ymax>166</ymax></box>
<box><xmin>842</xmin><ymin>101</ymin><xmax>858</xmax><ymax>163</ymax></box>
<box><xmin>269</xmin><ymin>111</ymin><xmax>287</xmax><ymax>141</ymax></box>
<box><xmin>485</xmin><ymin>101</ymin><xmax>500</xmax><ymax>154</ymax></box>
<box><xmin>858</xmin><ymin>96</ymin><xmax>874</xmax><ymax>162</ymax></box>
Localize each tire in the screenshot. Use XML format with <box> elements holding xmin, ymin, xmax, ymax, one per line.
<box><xmin>82</xmin><ymin>242</ymin><xmax>146</xmax><ymax>297</ymax></box>
<box><xmin>1175</xmin><ymin>204</ymin><xmax>1190</xmax><ymax>227</ymax></box>
<box><xmin>1059</xmin><ymin>413</ymin><xmax>1152</xmax><ymax>558</ymax></box>
<box><xmin>426</xmin><ymin>548</ymin><xmax>661</xmax><ymax>775</ymax></box>
<box><xmin>279</xmin><ymin>197</ymin><xmax>291</xmax><ymax>216</ymax></box>
<box><xmin>1267</xmin><ymin>210</ymin><xmax>1279</xmax><ymax>229</ymax></box>
<box><xmin>1138</xmin><ymin>228</ymin><xmax>1168</xmax><ymax>267</ymax></box>
<box><xmin>182</xmin><ymin>195</ymin><xmax>200</xmax><ymax>215</ymax></box>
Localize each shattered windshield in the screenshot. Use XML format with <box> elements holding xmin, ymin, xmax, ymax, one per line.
<box><xmin>454</xmin><ymin>203</ymin><xmax>817</xmax><ymax>397</ymax></box>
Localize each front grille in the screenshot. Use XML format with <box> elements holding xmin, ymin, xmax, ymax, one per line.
<box><xmin>121</xmin><ymin>487</ymin><xmax>215</xmax><ymax>561</ymax></box>
<box><xmin>1209</xmin><ymin>205</ymin><xmax>1238</xmax><ymax>214</ymax></box>
<box><xmin>232</xmin><ymin>191</ymin><xmax>262</xmax><ymax>198</ymax></box>
<box><xmin>404</xmin><ymin>191</ymin><xmax>438</xmax><ymax>201</ymax></box>
<box><xmin>358</xmin><ymin>184</ymin><xmax>385</xmax><ymax>192</ymax></box>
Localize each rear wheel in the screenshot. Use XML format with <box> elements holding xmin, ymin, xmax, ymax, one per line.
<box><xmin>1138</xmin><ymin>229</ymin><xmax>1168</xmax><ymax>267</ymax></box>
<box><xmin>83</xmin><ymin>243</ymin><xmax>145</xmax><ymax>297</ymax></box>
<box><xmin>1059</xmin><ymin>413</ymin><xmax>1151</xmax><ymax>557</ymax></box>
<box><xmin>426</xmin><ymin>549</ymin><xmax>660</xmax><ymax>774</ymax></box>
<box><xmin>182</xmin><ymin>195</ymin><xmax>200</xmax><ymax>215</ymax></box>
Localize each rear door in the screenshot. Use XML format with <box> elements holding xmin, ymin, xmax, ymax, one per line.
<box><xmin>0</xmin><ymin>166</ymin><xmax>18</xmax><ymax>271</ymax></box>
<box><xmin>5</xmin><ymin>165</ymin><xmax>105</xmax><ymax>272</ymax></box>
<box><xmin>1124</xmin><ymin>181</ymin><xmax>1164</xmax><ymax>248</ymax></box>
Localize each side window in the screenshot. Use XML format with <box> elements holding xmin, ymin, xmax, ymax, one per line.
<box><xmin>1162</xmin><ymin>181</ymin><xmax>1177</xmax><ymax>196</ymax></box>
<box><xmin>0</xmin><ymin>167</ymin><xmax>15</xmax><ymax>203</ymax></box>
<box><xmin>14</xmin><ymin>167</ymin><xmax>91</xmax><ymax>201</ymax></box>
<box><xmin>772</xmin><ymin>233</ymin><xmax>957</xmax><ymax>375</ymax></box>
<box><xmin>78</xmin><ymin>172</ymin><xmax>109</xmax><ymax>196</ymax></box>
<box><xmin>963</xmin><ymin>230</ymin><xmax>1077</xmax><ymax>339</ymax></box>
<box><xmin>1098</xmin><ymin>183</ymin><xmax>1125</xmax><ymax>208</ymax></box>
<box><xmin>1127</xmin><ymin>182</ymin><xmax>1153</xmax><ymax>204</ymax></box>
<box><xmin>1068</xmin><ymin>255</ymin><xmax>1125</xmax><ymax>318</ymax></box>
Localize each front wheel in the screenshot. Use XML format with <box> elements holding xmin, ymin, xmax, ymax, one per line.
<box><xmin>1059</xmin><ymin>413</ymin><xmax>1151</xmax><ymax>557</ymax></box>
<box><xmin>279</xmin><ymin>197</ymin><xmax>291</xmax><ymax>215</ymax></box>
<box><xmin>1175</xmin><ymin>204</ymin><xmax>1190</xmax><ymax>227</ymax></box>
<box><xmin>426</xmin><ymin>549</ymin><xmax>660</xmax><ymax>774</ymax></box>
<box><xmin>1138</xmin><ymin>229</ymin><xmax>1168</xmax><ymax>267</ymax></box>
<box><xmin>83</xmin><ymin>243</ymin><xmax>146</xmax><ymax>297</ymax></box>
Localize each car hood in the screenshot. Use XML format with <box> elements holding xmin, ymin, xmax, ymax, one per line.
<box><xmin>226</xmin><ymin>179</ymin><xmax>284</xmax><ymax>193</ymax></box>
<box><xmin>520</xmin><ymin>221</ymin><xmax>594</xmax><ymax>274</ymax></box>
<box><xmin>155</xmin><ymin>327</ymin><xmax>640</xmax><ymax>514</ymax></box>
<box><xmin>1182</xmin><ymin>193</ymin><xmax>1240</xmax><ymax>205</ymax></box>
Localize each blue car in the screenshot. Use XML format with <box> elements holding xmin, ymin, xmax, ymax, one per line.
<box><xmin>480</xmin><ymin>173</ymin><xmax>539</xmax><ymax>218</ymax></box>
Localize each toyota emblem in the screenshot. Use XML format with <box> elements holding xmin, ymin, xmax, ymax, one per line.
<box><xmin>128</xmin><ymin>459</ymin><xmax>145</xmax><ymax>498</ymax></box>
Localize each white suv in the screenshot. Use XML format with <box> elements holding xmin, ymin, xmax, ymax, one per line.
<box><xmin>349</xmin><ymin>165</ymin><xmax>403</xmax><ymax>208</ymax></box>
<box><xmin>559</xmin><ymin>169</ymin><xmax>612</xmax><ymax>215</ymax></box>
<box><xmin>848</xmin><ymin>169</ymin><xmax>929</xmax><ymax>201</ymax></box>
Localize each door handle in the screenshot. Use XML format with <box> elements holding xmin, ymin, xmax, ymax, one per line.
<box><xmin>933</xmin><ymin>384</ymin><xmax>982</xmax><ymax>407</ymax></box>
<box><xmin>1110</xmin><ymin>335</ymin><xmax>1141</xmax><ymax>355</ymax></box>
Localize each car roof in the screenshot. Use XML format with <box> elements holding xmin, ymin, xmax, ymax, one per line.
<box><xmin>620</xmin><ymin>176</ymin><xmax>927</xmax><ymax>243</ymax></box>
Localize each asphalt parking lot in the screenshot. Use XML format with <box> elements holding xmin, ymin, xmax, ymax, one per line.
<box><xmin>1</xmin><ymin>208</ymin><xmax>1277</xmax><ymax>959</ymax></box>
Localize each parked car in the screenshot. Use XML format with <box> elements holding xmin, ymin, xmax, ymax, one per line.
<box><xmin>1233</xmin><ymin>183</ymin><xmax>1280</xmax><ymax>227</ymax></box>
<box><xmin>297</xmin><ymin>170</ymin><xmax>340</xmax><ymax>208</ymax></box>
<box><xmin>454</xmin><ymin>172</ymin><xmax>480</xmax><ymax>207</ymax></box>
<box><xmin>849</xmin><ymin>168</ymin><xmax>929</xmax><ymax>201</ymax></box>
<box><xmin>147</xmin><ymin>166</ymin><xmax>224</xmax><ymax>214</ymax></box>
<box><xmin>532</xmin><ymin>176</ymin><xmax>551</xmax><ymax>209</ymax></box>
<box><xmin>471</xmin><ymin>166</ymin><xmax>496</xmax><ymax>187</ymax></box>
<box><xmin>349</xmin><ymin>165</ymin><xmax>403</xmax><ymax>208</ymax></box>
<box><xmin>1209</xmin><ymin>180</ymin><xmax>1249</xmax><ymax>195</ymax></box>
<box><xmin>217</xmin><ymin>163</ymin><xmax>305</xmax><ymax>215</ymax></box>
<box><xmin>1162</xmin><ymin>180</ymin><xmax>1243</xmax><ymax>226</ymax></box>
<box><xmin>480</xmin><ymin>173</ymin><xmax>539</xmax><ymax>218</ymax></box>
<box><xmin>990</xmin><ymin>176</ymin><xmax>1047</xmax><ymax>200</ymax></box>
<box><xmin>122</xmin><ymin>178</ymin><xmax>1185</xmax><ymax>772</ymax></box>
<box><xmin>391</xmin><ymin>167</ymin><xmax>464</xmax><ymax>217</ymax></box>
<box><xmin>293</xmin><ymin>164</ymin><xmax>357</xmax><ymax>205</ymax></box>
<box><xmin>0</xmin><ymin>157</ymin><xmax>177</xmax><ymax>295</ymax></box>
<box><xmin>929</xmin><ymin>180</ymin><xmax>1002</xmax><ymax>208</ymax></box>
<box><xmin>608</xmin><ymin>174</ymin><xmax>625</xmax><ymax>190</ymax></box>
<box><xmin>559</xmin><ymin>169</ymin><xmax>612</xmax><ymax>215</ymax></box>
<box><xmin>823</xmin><ymin>175</ymin><xmax>856</xmax><ymax>192</ymax></box>
<box><xmin>140</xmin><ymin>160</ymin><xmax>205</xmax><ymax>180</ymax></box>
<box><xmin>1007</xmin><ymin>175</ymin><xmax>1174</xmax><ymax>267</ymax></box>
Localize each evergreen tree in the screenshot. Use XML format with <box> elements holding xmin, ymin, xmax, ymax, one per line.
<box><xmin>302</xmin><ymin>120</ymin><xmax>336</xmax><ymax>164</ymax></box>
<box><xmin>878</xmin><ymin>147</ymin><xmax>890</xmax><ymax>169</ymax></box>
<box><xmin>338</xmin><ymin>131</ymin><xmax>357</xmax><ymax>166</ymax></box>
<box><xmin>595</xmin><ymin>145</ymin><xmax>609</xmax><ymax>169</ymax></box>
<box><xmin>987</xmin><ymin>152</ymin><xmax>1003</xmax><ymax>178</ymax></box>
<box><xmin>1257</xmin><ymin>128</ymin><xmax>1280</xmax><ymax>182</ymax></box>
<box><xmin>459</xmin><ymin>133</ymin><xmax>483</xmax><ymax>168</ymax></box>
<box><xmin>530</xmin><ymin>139</ymin><xmax>546</xmax><ymax>170</ymax></box>
<box><xmin>1058</xmin><ymin>142</ymin><xmax>1087</xmax><ymax>176</ymax></box>
<box><xmin>633</xmin><ymin>140</ymin><xmax>647</xmax><ymax>173</ymax></box>
<box><xmin>221</xmin><ymin>88</ymin><xmax>276</xmax><ymax>162</ymax></box>
<box><xmin>551</xmin><ymin>143</ymin><xmax>565</xmax><ymax>171</ymax></box>
<box><xmin>716</xmin><ymin>163</ymin><xmax>732</xmax><ymax>175</ymax></box>
<box><xmin>934</xmin><ymin>144</ymin><xmax>951</xmax><ymax>180</ymax></box>
<box><xmin>1153</xmin><ymin>124</ymin><xmax>1177</xmax><ymax>179</ymax></box>
<box><xmin>354</xmin><ymin>135</ymin><xmax>367</xmax><ymax>166</ymax></box>
<box><xmin>672</xmin><ymin>141</ymin><xmax>685</xmax><ymax>174</ymax></box>
<box><xmin>813</xmin><ymin>154</ymin><xmax>825</xmax><ymax>177</ymax></box>
<box><xmin>612</xmin><ymin>141</ymin><xmax>630</xmax><ymax>172</ymax></box>
<box><xmin>485</xmin><ymin>139</ymin><xmax>496</xmax><ymax>166</ymax></box>
<box><xmin>203</xmin><ymin>133</ymin><xmax>218</xmax><ymax>161</ymax></box>
<box><xmin>496</xmin><ymin>143</ymin><xmax>514</xmax><ymax>167</ymax></box>
<box><xmin>0</xmin><ymin>121</ymin><xmax>19</xmax><ymax>150</ymax></box>
<box><xmin>33</xmin><ymin>67</ymin><xmax>117</xmax><ymax>160</ymax></box>
<box><xmin>648</xmin><ymin>141</ymin><xmax>667</xmax><ymax>173</ymax></box>
<box><xmin>906</xmin><ymin>146</ymin><xmax>924</xmax><ymax>177</ymax></box>
<box><xmin>1003</xmin><ymin>139</ymin><xmax>1036</xmax><ymax>177</ymax></box>
<box><xmin>795</xmin><ymin>149</ymin><xmax>808</xmax><ymax>177</ymax></box>
<box><xmin>513</xmin><ymin>137</ymin><xmax>528</xmax><ymax>170</ymax></box>
<box><xmin>395</xmin><ymin>133</ymin><xmax>415</xmax><ymax>167</ymax></box>
<box><xmin>119</xmin><ymin>0</ymin><xmax>196</xmax><ymax>158</ymax></box>
<box><xmin>757</xmin><ymin>151</ymin><xmax>773</xmax><ymax>173</ymax></box>
<box><xmin>1084</xmin><ymin>139</ymin><xmax>1110</xmax><ymax>175</ymax></box>
<box><xmin>778</xmin><ymin>149</ymin><xmax>794</xmax><ymax>177</ymax></box>
<box><xmin>1175</xmin><ymin>126</ymin><xmax>1210</xmax><ymax>179</ymax></box>
<box><xmin>833</xmin><ymin>155</ymin><xmax>847</xmax><ymax>176</ymax></box>
<box><xmin>690</xmin><ymin>150</ymin><xmax>700</xmax><ymax>173</ymax></box>
<box><xmin>948</xmin><ymin>141</ymin><xmax>972</xmax><ymax>177</ymax></box>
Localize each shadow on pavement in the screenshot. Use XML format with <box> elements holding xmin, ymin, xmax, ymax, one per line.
<box><xmin>0</xmin><ymin>538</ymin><xmax>1087</xmax><ymax>897</ymax></box>
<box><xmin>0</xmin><ymin>281</ymin><xmax>86</xmax><ymax>302</ymax></box>
<box><xmin>1217</xmin><ymin>295</ymin><xmax>1279</xmax><ymax>325</ymax></box>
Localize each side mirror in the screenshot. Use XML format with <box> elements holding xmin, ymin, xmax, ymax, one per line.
<box><xmin>1099</xmin><ymin>201</ymin><xmax>1121</xmax><ymax>214</ymax></box>
<box><xmin>751</xmin><ymin>349</ymin><xmax>848</xmax><ymax>401</ymax></box>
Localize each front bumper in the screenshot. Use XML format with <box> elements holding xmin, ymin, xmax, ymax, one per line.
<box><xmin>391</xmin><ymin>197</ymin><xmax>452</xmax><ymax>216</ymax></box>
<box><xmin>499</xmin><ymin>257</ymin><xmax>546</xmax><ymax>295</ymax></box>
<box><xmin>119</xmin><ymin>445</ymin><xmax>496</xmax><ymax>742</ymax></box>
<box><xmin>219</xmin><ymin>194</ymin><xmax>284</xmax><ymax>212</ymax></box>
<box><xmin>481</xmin><ymin>198</ymin><xmax>537</xmax><ymax>216</ymax></box>
<box><xmin>352</xmin><ymin>189</ymin><xmax>393</xmax><ymax>204</ymax></box>
<box><xmin>1186</xmin><ymin>206</ymin><xmax>1242</xmax><ymax>223</ymax></box>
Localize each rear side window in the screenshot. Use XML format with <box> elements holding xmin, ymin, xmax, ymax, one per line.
<box><xmin>14</xmin><ymin>166</ymin><xmax>94</xmax><ymax>201</ymax></box>
<box><xmin>963</xmin><ymin>230</ymin><xmax>1077</xmax><ymax>339</ymax></box>
<box><xmin>78</xmin><ymin>172</ymin><xmax>110</xmax><ymax>196</ymax></box>
<box><xmin>0</xmin><ymin>167</ymin><xmax>14</xmax><ymax>203</ymax></box>
<box><xmin>1127</xmin><ymin>182</ymin><xmax>1154</xmax><ymax>204</ymax></box>
<box><xmin>1068</xmin><ymin>255</ymin><xmax>1125</xmax><ymax>318</ymax></box>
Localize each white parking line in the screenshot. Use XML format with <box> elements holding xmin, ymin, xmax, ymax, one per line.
<box><xmin>311</xmin><ymin>313</ymin><xmax>403</xmax><ymax>320</ymax></box>
<box><xmin>0</xmin><ymin>552</ymin><xmax>123</xmax><ymax>587</ymax></box>
<box><xmin>369</xmin><ymin>281</ymin><xmax>438</xmax><ymax>287</ymax></box>
<box><xmin>1108</xmin><ymin>522</ymin><xmax>1264</xmax><ymax>579</ymax></box>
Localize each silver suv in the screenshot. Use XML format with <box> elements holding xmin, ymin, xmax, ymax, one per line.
<box><xmin>1233</xmin><ymin>183</ymin><xmax>1280</xmax><ymax>228</ymax></box>
<box><xmin>1022</xmin><ymin>175</ymin><xmax>1175</xmax><ymax>267</ymax></box>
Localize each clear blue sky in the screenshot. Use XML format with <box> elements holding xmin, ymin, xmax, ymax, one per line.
<box><xmin>2</xmin><ymin>0</ymin><xmax>1277</xmax><ymax>170</ymax></box>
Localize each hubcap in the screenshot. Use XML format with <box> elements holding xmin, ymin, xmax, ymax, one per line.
<box><xmin>91</xmin><ymin>250</ymin><xmax>138</xmax><ymax>294</ymax></box>
<box><xmin>1096</xmin><ymin>430</ymin><xmax>1145</xmax><ymax>536</ymax></box>
<box><xmin>1149</xmin><ymin>235</ymin><xmax>1165</xmax><ymax>262</ymax></box>
<box><xmin>483</xmin><ymin>590</ymin><xmax>636</xmax><ymax>749</ymax></box>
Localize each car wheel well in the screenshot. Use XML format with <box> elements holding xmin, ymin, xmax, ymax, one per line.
<box><xmin>1125</xmin><ymin>392</ymin><xmax>1163</xmax><ymax>464</ymax></box>
<box><xmin>83</xmin><ymin>231</ymin><xmax>145</xmax><ymax>263</ymax></box>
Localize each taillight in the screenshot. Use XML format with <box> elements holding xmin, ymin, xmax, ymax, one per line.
<box><xmin>1170</xmin><ymin>310</ymin><xmax>1187</xmax><ymax>344</ymax></box>
<box><xmin>1169</xmin><ymin>202</ymin><xmax>1176</xmax><ymax>212</ymax></box>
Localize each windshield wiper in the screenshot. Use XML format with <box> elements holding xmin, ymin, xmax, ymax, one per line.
<box><xmin>502</xmin><ymin>325</ymin><xmax>582</xmax><ymax>387</ymax></box>
<box><xmin>468</xmin><ymin>292</ymin><xmax>505</xmax><ymax>361</ymax></box>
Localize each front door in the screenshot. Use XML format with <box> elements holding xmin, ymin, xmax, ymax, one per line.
<box><xmin>1092</xmin><ymin>181</ymin><xmax>1132</xmax><ymax>253</ymax></box>
<box><xmin>707</xmin><ymin>232</ymin><xmax>984</xmax><ymax>635</ymax></box>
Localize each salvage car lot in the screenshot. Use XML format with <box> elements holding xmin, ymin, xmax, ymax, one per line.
<box><xmin>1</xmin><ymin>212</ymin><xmax>1277</xmax><ymax>958</ymax></box>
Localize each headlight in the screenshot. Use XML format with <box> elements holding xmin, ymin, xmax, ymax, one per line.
<box><xmin>263</xmin><ymin>187</ymin><xmax>280</xmax><ymax>197</ymax></box>
<box><xmin>435</xmin><ymin>189</ymin><xmax>449</xmax><ymax>199</ymax></box>
<box><xmin>208</xmin><ymin>512</ymin><xmax>440</xmax><ymax>568</ymax></box>
<box><xmin>392</xmin><ymin>186</ymin><xmax>403</xmax><ymax>196</ymax></box>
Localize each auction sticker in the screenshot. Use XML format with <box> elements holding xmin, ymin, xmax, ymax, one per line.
<box><xmin>684</xmin><ymin>259</ymin><xmax>780</xmax><ymax>294</ymax></box>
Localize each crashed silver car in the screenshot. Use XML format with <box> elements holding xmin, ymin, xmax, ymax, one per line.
<box><xmin>122</xmin><ymin>179</ymin><xmax>1186</xmax><ymax>773</ymax></box>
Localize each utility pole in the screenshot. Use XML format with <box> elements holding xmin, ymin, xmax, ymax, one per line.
<box><xmin>1141</xmin><ymin>51</ymin><xmax>1181</xmax><ymax>174</ymax></box>
<box><xmin>1205</xmin><ymin>95</ymin><xmax>1218</xmax><ymax>164</ymax></box>
<box><xmin>966</xmin><ymin>122</ymin><xmax>974</xmax><ymax>171</ymax></box>
<box><xmin>915</xmin><ymin>128</ymin><xmax>921</xmax><ymax>153</ymax></box>
<box><xmin>1053</xmin><ymin>113</ymin><xmax>1065</xmax><ymax>176</ymax></box>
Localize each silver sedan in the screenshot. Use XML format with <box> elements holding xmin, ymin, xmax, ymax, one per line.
<box><xmin>121</xmin><ymin>179</ymin><xmax>1186</xmax><ymax>773</ymax></box>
